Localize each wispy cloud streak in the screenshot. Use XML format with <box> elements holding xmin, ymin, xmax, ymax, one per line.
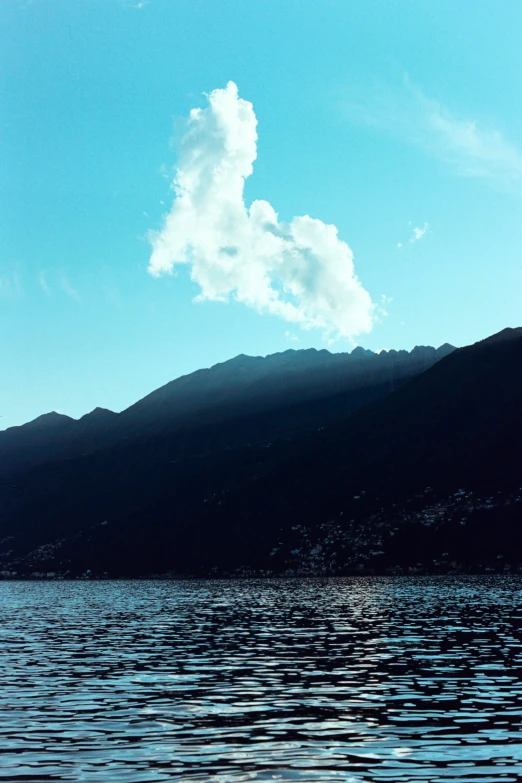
<box><xmin>342</xmin><ymin>78</ymin><xmax>522</xmax><ymax>189</ymax></box>
<box><xmin>39</xmin><ymin>272</ymin><xmax>51</xmax><ymax>295</ymax></box>
<box><xmin>0</xmin><ymin>270</ymin><xmax>22</xmax><ymax>300</ymax></box>
<box><xmin>60</xmin><ymin>276</ymin><xmax>80</xmax><ymax>301</ymax></box>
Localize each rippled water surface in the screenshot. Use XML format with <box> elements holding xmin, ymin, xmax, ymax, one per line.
<box><xmin>1</xmin><ymin>577</ymin><xmax>522</xmax><ymax>781</ymax></box>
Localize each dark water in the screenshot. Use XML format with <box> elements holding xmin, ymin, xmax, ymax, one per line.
<box><xmin>1</xmin><ymin>578</ymin><xmax>522</xmax><ymax>782</ymax></box>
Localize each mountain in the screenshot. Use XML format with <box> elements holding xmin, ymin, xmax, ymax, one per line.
<box><xmin>0</xmin><ymin>342</ymin><xmax>452</xmax><ymax>479</ymax></box>
<box><xmin>1</xmin><ymin>329</ymin><xmax>520</xmax><ymax>579</ymax></box>
<box><xmin>479</xmin><ymin>326</ymin><xmax>522</xmax><ymax>345</ymax></box>
<box><xmin>0</xmin><ymin>408</ymin><xmax>117</xmax><ymax>480</ymax></box>
<box><xmin>0</xmin><ymin>412</ymin><xmax>76</xmax><ymax>478</ymax></box>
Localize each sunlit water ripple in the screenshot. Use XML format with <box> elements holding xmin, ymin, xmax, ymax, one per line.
<box><xmin>1</xmin><ymin>576</ymin><xmax>522</xmax><ymax>781</ymax></box>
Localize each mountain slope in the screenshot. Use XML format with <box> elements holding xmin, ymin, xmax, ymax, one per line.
<box><xmin>179</xmin><ymin>327</ymin><xmax>522</xmax><ymax>575</ymax></box>
<box><xmin>0</xmin><ymin>343</ymin><xmax>452</xmax><ymax>479</ymax></box>
<box><xmin>0</xmin><ymin>330</ymin><xmax>518</xmax><ymax>578</ymax></box>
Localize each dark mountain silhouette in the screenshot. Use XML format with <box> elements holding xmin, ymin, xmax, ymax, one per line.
<box><xmin>0</xmin><ymin>329</ymin><xmax>519</xmax><ymax>578</ymax></box>
<box><xmin>0</xmin><ymin>412</ymin><xmax>76</xmax><ymax>479</ymax></box>
<box><xmin>0</xmin><ymin>343</ymin><xmax>452</xmax><ymax>479</ymax></box>
<box><xmin>147</xmin><ymin>326</ymin><xmax>520</xmax><ymax>577</ymax></box>
<box><xmin>479</xmin><ymin>326</ymin><xmax>522</xmax><ymax>345</ymax></box>
<box><xmin>0</xmin><ymin>408</ymin><xmax>117</xmax><ymax>480</ymax></box>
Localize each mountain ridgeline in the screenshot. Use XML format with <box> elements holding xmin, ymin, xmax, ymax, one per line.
<box><xmin>0</xmin><ymin>342</ymin><xmax>453</xmax><ymax>479</ymax></box>
<box><xmin>0</xmin><ymin>329</ymin><xmax>520</xmax><ymax>578</ymax></box>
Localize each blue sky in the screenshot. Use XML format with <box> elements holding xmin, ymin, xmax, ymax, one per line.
<box><xmin>2</xmin><ymin>0</ymin><xmax>521</xmax><ymax>429</ymax></box>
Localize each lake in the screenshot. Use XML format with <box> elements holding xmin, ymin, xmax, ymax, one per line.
<box><xmin>1</xmin><ymin>576</ymin><xmax>522</xmax><ymax>781</ymax></box>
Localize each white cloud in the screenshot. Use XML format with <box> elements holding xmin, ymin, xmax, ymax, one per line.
<box><xmin>396</xmin><ymin>222</ymin><xmax>429</xmax><ymax>248</ymax></box>
<box><xmin>148</xmin><ymin>82</ymin><xmax>375</xmax><ymax>340</ymax></box>
<box><xmin>120</xmin><ymin>0</ymin><xmax>148</xmax><ymax>8</ymax></box>
<box><xmin>342</xmin><ymin>78</ymin><xmax>522</xmax><ymax>189</ymax></box>
<box><xmin>376</xmin><ymin>292</ymin><xmax>393</xmax><ymax>320</ymax></box>
<box><xmin>285</xmin><ymin>330</ymin><xmax>300</xmax><ymax>343</ymax></box>
<box><xmin>410</xmin><ymin>222</ymin><xmax>429</xmax><ymax>243</ymax></box>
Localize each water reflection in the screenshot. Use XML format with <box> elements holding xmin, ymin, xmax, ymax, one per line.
<box><xmin>1</xmin><ymin>576</ymin><xmax>522</xmax><ymax>781</ymax></box>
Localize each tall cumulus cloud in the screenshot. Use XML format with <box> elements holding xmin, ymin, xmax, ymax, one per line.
<box><xmin>148</xmin><ymin>82</ymin><xmax>375</xmax><ymax>340</ymax></box>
